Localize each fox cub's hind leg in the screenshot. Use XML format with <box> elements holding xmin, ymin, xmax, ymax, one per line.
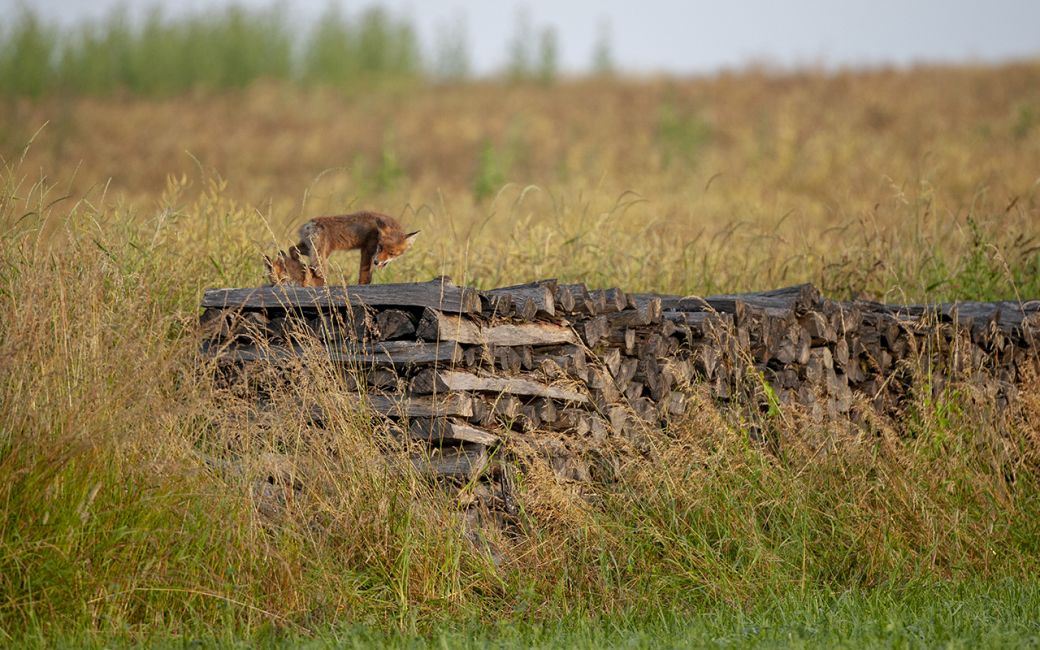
<box><xmin>293</xmin><ymin>221</ymin><xmax>326</xmax><ymax>273</ymax></box>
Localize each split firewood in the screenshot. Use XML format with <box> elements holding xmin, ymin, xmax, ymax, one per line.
<box><xmin>417</xmin><ymin>308</ymin><xmax>577</xmax><ymax>346</ymax></box>
<box><xmin>365</xmin><ymin>392</ymin><xmax>474</xmax><ymax>418</ymax></box>
<box><xmin>485</xmin><ymin>281</ymin><xmax>556</xmax><ymax>319</ymax></box>
<box><xmin>375</xmin><ymin>309</ymin><xmax>416</xmax><ymax>340</ymax></box>
<box><xmin>589</xmin><ymin>288</ymin><xmax>627</xmax><ymax>313</ymax></box>
<box><xmin>581</xmin><ymin>315</ymin><xmax>611</xmax><ymax>347</ymax></box>
<box><xmin>413</xmin><ymin>443</ymin><xmax>489</xmax><ymax>480</ymax></box>
<box><xmin>409</xmin><ymin>418</ymin><xmax>500</xmax><ymax>446</ymax></box>
<box><xmin>410</xmin><ymin>369</ymin><xmax>588</xmax><ymax>403</ymax></box>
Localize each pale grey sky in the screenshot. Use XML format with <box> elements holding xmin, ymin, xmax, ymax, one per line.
<box><xmin>9</xmin><ymin>0</ymin><xmax>1040</xmax><ymax>75</ymax></box>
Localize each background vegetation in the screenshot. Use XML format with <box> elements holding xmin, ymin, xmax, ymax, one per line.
<box><xmin>2</xmin><ymin>5</ymin><xmax>1040</xmax><ymax>646</ymax></box>
<box><xmin>0</xmin><ymin>4</ymin><xmax>567</xmax><ymax>96</ymax></box>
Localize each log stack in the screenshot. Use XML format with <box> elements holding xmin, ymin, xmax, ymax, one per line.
<box><xmin>199</xmin><ymin>277</ymin><xmax>1040</xmax><ymax>496</ymax></box>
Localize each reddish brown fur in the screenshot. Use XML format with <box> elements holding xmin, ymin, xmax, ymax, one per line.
<box><xmin>293</xmin><ymin>211</ymin><xmax>419</xmax><ymax>285</ymax></box>
<box><xmin>264</xmin><ymin>248</ymin><xmax>326</xmax><ymax>287</ymax></box>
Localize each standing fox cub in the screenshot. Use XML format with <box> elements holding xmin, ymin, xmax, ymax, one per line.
<box><xmin>292</xmin><ymin>211</ymin><xmax>419</xmax><ymax>285</ymax></box>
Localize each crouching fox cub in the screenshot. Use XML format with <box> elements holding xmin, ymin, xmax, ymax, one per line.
<box><xmin>264</xmin><ymin>248</ymin><xmax>326</xmax><ymax>287</ymax></box>
<box><xmin>293</xmin><ymin>211</ymin><xmax>419</xmax><ymax>285</ymax></box>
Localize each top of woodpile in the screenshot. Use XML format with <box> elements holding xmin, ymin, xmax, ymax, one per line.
<box><xmin>202</xmin><ymin>277</ymin><xmax>1040</xmax><ymax>341</ymax></box>
<box><xmin>202</xmin><ymin>274</ymin><xmax>1040</xmax><ymax>326</ymax></box>
<box><xmin>200</xmin><ymin>276</ymin><xmax>1040</xmax><ymax>431</ymax></box>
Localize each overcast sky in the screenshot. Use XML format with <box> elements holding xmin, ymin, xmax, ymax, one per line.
<box><xmin>9</xmin><ymin>0</ymin><xmax>1040</xmax><ymax>75</ymax></box>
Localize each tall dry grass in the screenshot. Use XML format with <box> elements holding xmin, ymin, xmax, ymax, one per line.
<box><xmin>1</xmin><ymin>65</ymin><xmax>1040</xmax><ymax>641</ymax></box>
<box><xmin>4</xmin><ymin>65</ymin><xmax>1038</xmax><ymax>298</ymax></box>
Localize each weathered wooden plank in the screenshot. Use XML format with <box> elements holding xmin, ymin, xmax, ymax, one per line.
<box><xmin>409</xmin><ymin>418</ymin><xmax>500</xmax><ymax>446</ymax></box>
<box><xmin>462</xmin><ymin>345</ymin><xmax>491</xmax><ymax>368</ymax></box>
<box><xmin>492</xmin><ymin>278</ymin><xmax>558</xmax><ymax>293</ymax></box>
<box><xmin>367</xmin><ymin>393</ymin><xmax>473</xmax><ymax>418</ymax></box>
<box><xmin>410</xmin><ymin>369</ymin><xmax>589</xmax><ymax>403</ymax></box>
<box><xmin>856</xmin><ymin>299</ymin><xmax>1040</xmax><ymax>333</ymax></box>
<box><xmin>342</xmin><ymin>340</ymin><xmax>464</xmax><ymax>366</ymax></box>
<box><xmin>366</xmin><ymin>367</ymin><xmax>399</xmax><ymax>389</ymax></box>
<box><xmin>201</xmin><ymin>339</ymin><xmax>461</xmax><ymax>366</ymax></box>
<box><xmin>634</xmin><ymin>287</ymin><xmax>819</xmax><ymax>317</ymax></box>
<box><xmin>604</xmin><ymin>327</ymin><xmax>638</xmax><ymax>354</ymax></box>
<box><xmin>661</xmin><ymin>391</ymin><xmax>687</xmax><ymax>417</ymax></box>
<box><xmin>479</xmin><ymin>321</ymin><xmax>579</xmax><ymax>346</ymax></box>
<box><xmin>304</xmin><ymin>391</ymin><xmax>472</xmax><ymax>425</ymax></box>
<box><xmin>416</xmin><ymin>308</ymin><xmax>578</xmax><ymax>346</ymax></box>
<box><xmin>201</xmin><ymin>277</ymin><xmax>481</xmax><ymax>313</ymax></box>
<box><xmin>413</xmin><ymin>444</ymin><xmax>489</xmax><ymax>480</ymax></box>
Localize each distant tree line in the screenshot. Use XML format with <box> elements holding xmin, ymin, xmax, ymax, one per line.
<box><xmin>0</xmin><ymin>5</ymin><xmax>616</xmax><ymax>97</ymax></box>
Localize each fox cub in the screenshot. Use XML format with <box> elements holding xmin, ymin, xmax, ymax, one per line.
<box><xmin>293</xmin><ymin>211</ymin><xmax>419</xmax><ymax>285</ymax></box>
<box><xmin>264</xmin><ymin>247</ymin><xmax>326</xmax><ymax>287</ymax></box>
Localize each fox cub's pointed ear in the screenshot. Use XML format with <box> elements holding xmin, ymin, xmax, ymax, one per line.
<box><xmin>263</xmin><ymin>254</ymin><xmax>273</xmax><ymax>270</ymax></box>
<box><xmin>404</xmin><ymin>230</ymin><xmax>420</xmax><ymax>246</ymax></box>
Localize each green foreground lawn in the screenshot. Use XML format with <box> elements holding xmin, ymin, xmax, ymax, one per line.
<box><xmin>18</xmin><ymin>581</ymin><xmax>1039</xmax><ymax>649</ymax></box>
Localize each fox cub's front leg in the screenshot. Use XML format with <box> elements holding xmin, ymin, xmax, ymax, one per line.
<box><xmin>358</xmin><ymin>243</ymin><xmax>375</xmax><ymax>285</ymax></box>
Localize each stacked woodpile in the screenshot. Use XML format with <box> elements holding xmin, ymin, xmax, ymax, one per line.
<box><xmin>199</xmin><ymin>276</ymin><xmax>1040</xmax><ymax>506</ymax></box>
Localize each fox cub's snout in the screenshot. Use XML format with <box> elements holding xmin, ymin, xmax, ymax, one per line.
<box><xmin>374</xmin><ymin>231</ymin><xmax>420</xmax><ymax>269</ymax></box>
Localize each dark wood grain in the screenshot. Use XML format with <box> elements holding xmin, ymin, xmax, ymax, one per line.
<box><xmin>201</xmin><ymin>277</ymin><xmax>481</xmax><ymax>313</ymax></box>
<box><xmin>200</xmin><ymin>339</ymin><xmax>462</xmax><ymax>366</ymax></box>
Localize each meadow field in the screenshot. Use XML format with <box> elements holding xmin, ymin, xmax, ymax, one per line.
<box><xmin>2</xmin><ymin>13</ymin><xmax>1040</xmax><ymax>644</ymax></box>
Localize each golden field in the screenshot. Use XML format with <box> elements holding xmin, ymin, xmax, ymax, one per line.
<box><xmin>5</xmin><ymin>63</ymin><xmax>1039</xmax><ymax>297</ymax></box>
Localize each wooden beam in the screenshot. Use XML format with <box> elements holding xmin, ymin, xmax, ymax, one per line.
<box><xmin>409</xmin><ymin>418</ymin><xmax>500</xmax><ymax>446</ymax></box>
<box><xmin>410</xmin><ymin>369</ymin><xmax>589</xmax><ymax>403</ymax></box>
<box><xmin>366</xmin><ymin>393</ymin><xmax>474</xmax><ymax>418</ymax></box>
<box><xmin>412</xmin><ymin>444</ymin><xmax>489</xmax><ymax>480</ymax></box>
<box><xmin>416</xmin><ymin>309</ymin><xmax>577</xmax><ymax>346</ymax></box>
<box><xmin>200</xmin><ymin>340</ymin><xmax>462</xmax><ymax>366</ymax></box>
<box><xmin>201</xmin><ymin>277</ymin><xmax>482</xmax><ymax>313</ymax></box>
